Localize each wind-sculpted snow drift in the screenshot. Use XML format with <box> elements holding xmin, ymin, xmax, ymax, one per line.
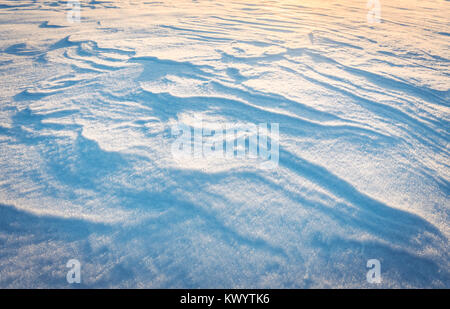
<box><xmin>0</xmin><ymin>0</ymin><xmax>448</xmax><ymax>288</ymax></box>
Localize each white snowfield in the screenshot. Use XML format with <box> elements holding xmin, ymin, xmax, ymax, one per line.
<box><xmin>0</xmin><ymin>0</ymin><xmax>448</xmax><ymax>288</ymax></box>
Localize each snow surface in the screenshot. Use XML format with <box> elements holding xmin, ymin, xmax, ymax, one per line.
<box><xmin>0</xmin><ymin>0</ymin><xmax>448</xmax><ymax>288</ymax></box>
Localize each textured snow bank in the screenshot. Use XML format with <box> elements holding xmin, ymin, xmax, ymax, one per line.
<box><xmin>0</xmin><ymin>0</ymin><xmax>448</xmax><ymax>288</ymax></box>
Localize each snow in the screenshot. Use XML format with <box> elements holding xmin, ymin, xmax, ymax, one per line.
<box><xmin>0</xmin><ymin>0</ymin><xmax>448</xmax><ymax>288</ymax></box>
